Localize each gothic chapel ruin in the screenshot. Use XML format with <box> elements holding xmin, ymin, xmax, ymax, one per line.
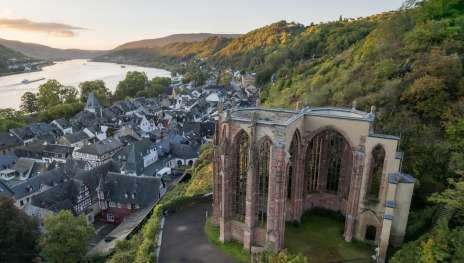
<box><xmin>212</xmin><ymin>105</ymin><xmax>416</xmax><ymax>263</ymax></box>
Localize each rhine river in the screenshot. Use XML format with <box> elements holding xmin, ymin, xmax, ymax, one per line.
<box><xmin>0</xmin><ymin>59</ymin><xmax>171</xmax><ymax>109</ymax></box>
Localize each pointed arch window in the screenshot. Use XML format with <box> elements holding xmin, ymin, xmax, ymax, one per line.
<box><xmin>287</xmin><ymin>132</ymin><xmax>298</xmax><ymax>199</ymax></box>
<box><xmin>368</xmin><ymin>145</ymin><xmax>385</xmax><ymax>198</ymax></box>
<box><xmin>257</xmin><ymin>138</ymin><xmax>271</xmax><ymax>226</ymax></box>
<box><xmin>306</xmin><ymin>132</ymin><xmax>323</xmax><ymax>193</ymax></box>
<box><xmin>326</xmin><ymin>130</ymin><xmax>344</xmax><ymax>194</ymax></box>
<box><xmin>235</xmin><ymin>131</ymin><xmax>249</xmax><ymax>219</ymax></box>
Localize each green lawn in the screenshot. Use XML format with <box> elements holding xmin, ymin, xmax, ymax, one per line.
<box><xmin>284</xmin><ymin>215</ymin><xmax>374</xmax><ymax>263</ymax></box>
<box><xmin>204</xmin><ymin>218</ymin><xmax>251</xmax><ymax>263</ymax></box>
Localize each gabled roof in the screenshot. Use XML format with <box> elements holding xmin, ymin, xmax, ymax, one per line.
<box><xmin>63</xmin><ymin>131</ymin><xmax>90</xmax><ymax>144</ymax></box>
<box><xmin>0</xmin><ymin>153</ymin><xmax>18</xmax><ymax>170</ymax></box>
<box><xmin>26</xmin><ymin>122</ymin><xmax>55</xmax><ymax>136</ymax></box>
<box><xmin>0</xmin><ymin>132</ymin><xmax>22</xmax><ymax>148</ymax></box>
<box><xmin>10</xmin><ymin>167</ymin><xmax>67</xmax><ymax>199</ymax></box>
<box><xmin>103</xmin><ymin>172</ymin><xmax>160</xmax><ymax>206</ymax></box>
<box><xmin>10</xmin><ymin>127</ymin><xmax>34</xmax><ymax>142</ymax></box>
<box><xmin>112</xmin><ymin>138</ymin><xmax>154</xmax><ymax>174</ymax></box>
<box><xmin>43</xmin><ymin>144</ymin><xmax>74</xmax><ymax>155</ymax></box>
<box><xmin>53</xmin><ymin>118</ymin><xmax>71</xmax><ymax>129</ymax></box>
<box><xmin>12</xmin><ymin>158</ymin><xmax>35</xmax><ymax>174</ymax></box>
<box><xmin>74</xmin><ymin>138</ymin><xmax>123</xmax><ymax>156</ymax></box>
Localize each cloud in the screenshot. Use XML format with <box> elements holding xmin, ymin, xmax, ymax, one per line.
<box><xmin>0</xmin><ymin>17</ymin><xmax>88</xmax><ymax>37</ymax></box>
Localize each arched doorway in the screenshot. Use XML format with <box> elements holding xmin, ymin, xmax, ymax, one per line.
<box><xmin>365</xmin><ymin>225</ymin><xmax>377</xmax><ymax>241</ymax></box>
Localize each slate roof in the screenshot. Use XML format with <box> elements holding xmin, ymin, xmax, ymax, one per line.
<box><xmin>182</xmin><ymin>121</ymin><xmax>216</xmax><ymax>138</ymax></box>
<box><xmin>85</xmin><ymin>93</ymin><xmax>102</xmax><ymax>110</ymax></box>
<box><xmin>10</xmin><ymin>167</ymin><xmax>68</xmax><ymax>199</ymax></box>
<box><xmin>117</xmin><ymin>135</ymin><xmax>139</xmax><ymax>145</ymax></box>
<box><xmin>30</xmin><ymin>180</ymin><xmax>79</xmax><ymax>215</ymax></box>
<box><xmin>0</xmin><ymin>132</ymin><xmax>22</xmax><ymax>149</ymax></box>
<box><xmin>71</xmin><ymin>111</ymin><xmax>103</xmax><ymax>130</ymax></box>
<box><xmin>12</xmin><ymin>158</ymin><xmax>35</xmax><ymax>174</ymax></box>
<box><xmin>43</xmin><ymin>144</ymin><xmax>74</xmax><ymax>155</ymax></box>
<box><xmin>102</xmin><ymin>172</ymin><xmax>160</xmax><ymax>206</ymax></box>
<box><xmin>112</xmin><ymin>138</ymin><xmax>155</xmax><ymax>175</ymax></box>
<box><xmin>75</xmin><ymin>138</ymin><xmax>123</xmax><ymax>156</ymax></box>
<box><xmin>0</xmin><ymin>153</ymin><xmax>18</xmax><ymax>170</ymax></box>
<box><xmin>73</xmin><ymin>161</ymin><xmax>112</xmax><ymax>198</ymax></box>
<box><xmin>54</xmin><ymin>118</ymin><xmax>72</xmax><ymax>129</ymax></box>
<box><xmin>63</xmin><ymin>131</ymin><xmax>90</xmax><ymax>144</ymax></box>
<box><xmin>28</xmin><ymin>122</ymin><xmax>55</xmax><ymax>136</ymax></box>
<box><xmin>0</xmin><ymin>180</ymin><xmax>14</xmax><ymax>198</ymax></box>
<box><xmin>10</xmin><ymin>127</ymin><xmax>35</xmax><ymax>142</ymax></box>
<box><xmin>171</xmin><ymin>143</ymin><xmax>199</xmax><ymax>159</ymax></box>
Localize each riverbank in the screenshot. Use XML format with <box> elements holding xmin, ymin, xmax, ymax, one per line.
<box><xmin>0</xmin><ymin>61</ymin><xmax>54</xmax><ymax>77</ymax></box>
<box><xmin>0</xmin><ymin>59</ymin><xmax>170</xmax><ymax>109</ymax></box>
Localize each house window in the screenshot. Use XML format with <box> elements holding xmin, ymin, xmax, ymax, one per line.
<box><xmin>109</xmin><ymin>201</ymin><xmax>116</xmax><ymax>207</ymax></box>
<box><xmin>20</xmin><ymin>200</ymin><xmax>24</xmax><ymax>206</ymax></box>
<box><xmin>107</xmin><ymin>214</ymin><xmax>114</xmax><ymax>221</ymax></box>
<box><xmin>234</xmin><ymin>130</ymin><xmax>249</xmax><ymax>220</ymax></box>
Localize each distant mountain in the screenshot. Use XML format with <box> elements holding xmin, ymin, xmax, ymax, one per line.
<box><xmin>0</xmin><ymin>44</ymin><xmax>29</xmax><ymax>73</ymax></box>
<box><xmin>0</xmin><ymin>38</ymin><xmax>106</xmax><ymax>60</ymax></box>
<box><xmin>95</xmin><ymin>36</ymin><xmax>233</xmax><ymax>69</ymax></box>
<box><xmin>113</xmin><ymin>33</ymin><xmax>242</xmax><ymax>50</ymax></box>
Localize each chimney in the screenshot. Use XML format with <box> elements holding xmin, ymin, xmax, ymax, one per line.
<box><xmin>352</xmin><ymin>100</ymin><xmax>357</xmax><ymax>110</ymax></box>
<box><xmin>256</xmin><ymin>98</ymin><xmax>261</xmax><ymax>107</ymax></box>
<box><xmin>296</xmin><ymin>101</ymin><xmax>299</xmax><ymax>110</ymax></box>
<box><xmin>370</xmin><ymin>106</ymin><xmax>376</xmax><ymax>114</ymax></box>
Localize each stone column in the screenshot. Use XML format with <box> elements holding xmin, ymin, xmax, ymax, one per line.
<box><xmin>243</xmin><ymin>120</ymin><xmax>257</xmax><ymax>250</ymax></box>
<box><xmin>266</xmin><ymin>142</ymin><xmax>286</xmax><ymax>252</ymax></box>
<box><xmin>344</xmin><ymin>150</ymin><xmax>364</xmax><ymax>242</ymax></box>
<box><xmin>293</xmin><ymin>144</ymin><xmax>305</xmax><ymax>221</ymax></box>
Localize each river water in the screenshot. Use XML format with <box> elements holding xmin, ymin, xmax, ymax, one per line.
<box><xmin>0</xmin><ymin>59</ymin><xmax>171</xmax><ymax>109</ymax></box>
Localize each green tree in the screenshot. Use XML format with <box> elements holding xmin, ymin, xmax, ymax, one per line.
<box><xmin>430</xmin><ymin>179</ymin><xmax>464</xmax><ymax>224</ymax></box>
<box><xmin>0</xmin><ymin>196</ymin><xmax>40</xmax><ymax>263</ymax></box>
<box><xmin>40</xmin><ymin>210</ymin><xmax>94</xmax><ymax>263</ymax></box>
<box><xmin>114</xmin><ymin>71</ymin><xmax>147</xmax><ymax>100</ymax></box>
<box><xmin>20</xmin><ymin>92</ymin><xmax>39</xmax><ymax>115</ymax></box>
<box><xmin>79</xmin><ymin>80</ymin><xmax>112</xmax><ymax>107</ymax></box>
<box><xmin>0</xmin><ymin>108</ymin><xmax>25</xmax><ymax>132</ymax></box>
<box><xmin>60</xmin><ymin>86</ymin><xmax>79</xmax><ymax>104</ymax></box>
<box><xmin>37</xmin><ymin>80</ymin><xmax>79</xmax><ymax>109</ymax></box>
<box><xmin>391</xmin><ymin>220</ymin><xmax>464</xmax><ymax>263</ymax></box>
<box><xmin>37</xmin><ymin>79</ymin><xmax>62</xmax><ymax>108</ymax></box>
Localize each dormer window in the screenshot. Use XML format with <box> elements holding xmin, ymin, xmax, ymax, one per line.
<box><xmin>132</xmin><ymin>192</ymin><xmax>136</xmax><ymax>199</ymax></box>
<box><xmin>125</xmin><ymin>193</ymin><xmax>129</xmax><ymax>198</ymax></box>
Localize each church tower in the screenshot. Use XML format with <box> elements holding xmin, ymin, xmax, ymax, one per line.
<box><xmin>84</xmin><ymin>92</ymin><xmax>103</xmax><ymax>117</ymax></box>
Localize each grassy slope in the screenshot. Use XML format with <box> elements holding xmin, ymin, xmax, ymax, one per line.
<box><xmin>284</xmin><ymin>215</ymin><xmax>373</xmax><ymax>263</ymax></box>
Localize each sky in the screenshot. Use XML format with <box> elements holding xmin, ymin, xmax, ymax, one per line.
<box><xmin>0</xmin><ymin>0</ymin><xmax>405</xmax><ymax>50</ymax></box>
